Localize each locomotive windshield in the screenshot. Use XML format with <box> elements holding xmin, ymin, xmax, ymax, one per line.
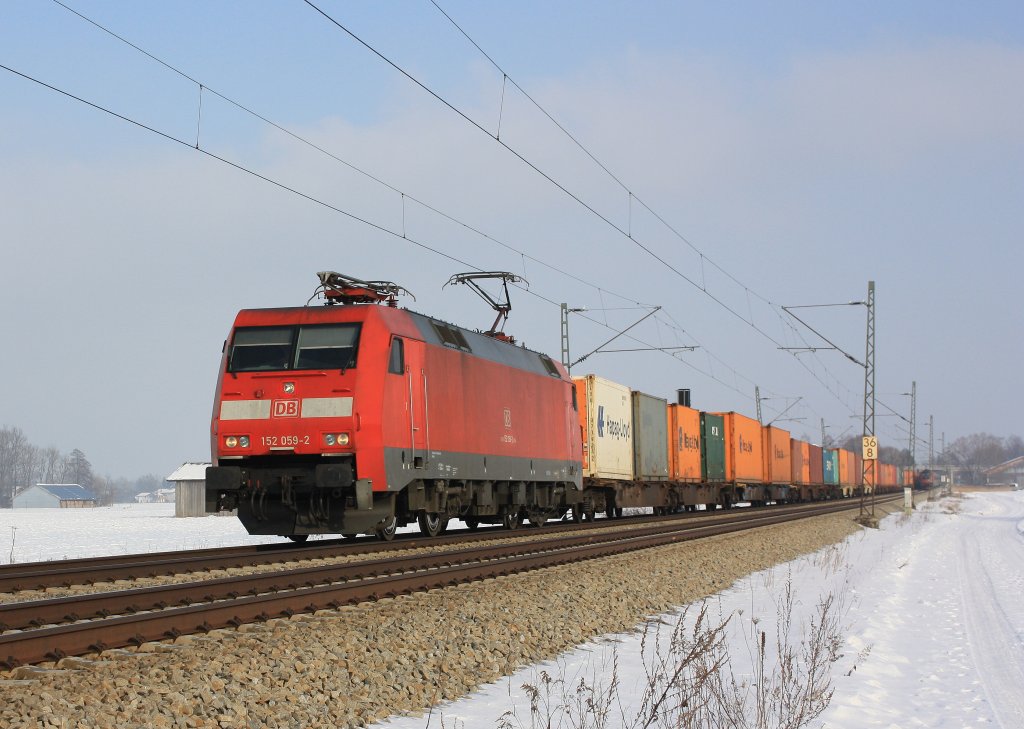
<box><xmin>228</xmin><ymin>324</ymin><xmax>361</xmax><ymax>372</ymax></box>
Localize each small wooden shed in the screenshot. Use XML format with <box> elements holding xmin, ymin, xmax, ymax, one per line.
<box><xmin>165</xmin><ymin>462</ymin><xmax>211</xmax><ymax>517</ymax></box>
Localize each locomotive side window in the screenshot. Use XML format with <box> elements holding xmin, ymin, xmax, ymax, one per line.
<box><xmin>388</xmin><ymin>337</ymin><xmax>405</xmax><ymax>375</ymax></box>
<box><xmin>294</xmin><ymin>324</ymin><xmax>361</xmax><ymax>370</ymax></box>
<box><xmin>228</xmin><ymin>327</ymin><xmax>294</xmax><ymax>372</ymax></box>
<box><xmin>540</xmin><ymin>355</ymin><xmax>560</xmax><ymax>377</ymax></box>
<box><xmin>430</xmin><ymin>321</ymin><xmax>472</xmax><ymax>352</ymax></box>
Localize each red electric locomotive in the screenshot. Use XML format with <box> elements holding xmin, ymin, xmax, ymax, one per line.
<box><xmin>205</xmin><ymin>272</ymin><xmax>584</xmax><ymax>540</ymax></box>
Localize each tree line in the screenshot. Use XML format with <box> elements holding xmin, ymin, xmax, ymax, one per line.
<box><xmin>0</xmin><ymin>425</ymin><xmax>163</xmax><ymax>507</ymax></box>
<box><xmin>829</xmin><ymin>431</ymin><xmax>1024</xmax><ymax>483</ymax></box>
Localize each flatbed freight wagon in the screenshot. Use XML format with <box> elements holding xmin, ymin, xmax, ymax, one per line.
<box><xmin>665</xmin><ymin>404</ymin><xmax>724</xmax><ymax>510</ymax></box>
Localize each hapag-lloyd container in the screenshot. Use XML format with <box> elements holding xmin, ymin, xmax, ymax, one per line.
<box><xmin>790</xmin><ymin>439</ymin><xmax>811</xmax><ymax>484</ymax></box>
<box><xmin>573</xmin><ymin>375</ymin><xmax>634</xmax><ymax>480</ymax></box>
<box><xmin>808</xmin><ymin>443</ymin><xmax>824</xmax><ymax>484</ymax></box>
<box><xmin>713</xmin><ymin>412</ymin><xmax>765</xmax><ymax>483</ymax></box>
<box><xmin>762</xmin><ymin>426</ymin><xmax>792</xmax><ymax>484</ymax></box>
<box><xmin>667</xmin><ymin>404</ymin><xmax>702</xmax><ymax>482</ymax></box>
<box><xmin>632</xmin><ymin>391</ymin><xmax>669</xmax><ymax>481</ymax></box>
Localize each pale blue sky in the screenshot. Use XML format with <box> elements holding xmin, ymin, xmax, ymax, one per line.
<box><xmin>2</xmin><ymin>1</ymin><xmax>1021</xmax><ymax>478</ymax></box>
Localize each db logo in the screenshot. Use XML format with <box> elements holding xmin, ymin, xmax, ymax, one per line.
<box><xmin>272</xmin><ymin>400</ymin><xmax>299</xmax><ymax>418</ymax></box>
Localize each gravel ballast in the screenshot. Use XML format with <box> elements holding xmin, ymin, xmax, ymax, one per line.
<box><xmin>0</xmin><ymin>506</ymin><xmax>898</xmax><ymax>728</ymax></box>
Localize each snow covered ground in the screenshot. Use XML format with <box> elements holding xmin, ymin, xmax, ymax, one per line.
<box><xmin>0</xmin><ymin>503</ymin><xmax>292</xmax><ymax>563</ymax></box>
<box><xmin>2</xmin><ymin>493</ymin><xmax>1022</xmax><ymax>728</ymax></box>
<box><xmin>373</xmin><ymin>491</ymin><xmax>1024</xmax><ymax>729</ymax></box>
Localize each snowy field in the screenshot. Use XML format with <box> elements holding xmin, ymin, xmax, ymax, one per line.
<box><xmin>2</xmin><ymin>494</ymin><xmax>1022</xmax><ymax>728</ymax></box>
<box><xmin>0</xmin><ymin>503</ymin><xmax>294</xmax><ymax>563</ymax></box>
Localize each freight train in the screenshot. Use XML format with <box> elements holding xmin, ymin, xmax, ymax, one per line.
<box><xmin>205</xmin><ymin>272</ymin><xmax>910</xmax><ymax>540</ymax></box>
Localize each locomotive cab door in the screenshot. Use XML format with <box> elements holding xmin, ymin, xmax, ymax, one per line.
<box><xmin>402</xmin><ymin>338</ymin><xmax>429</xmax><ymax>469</ymax></box>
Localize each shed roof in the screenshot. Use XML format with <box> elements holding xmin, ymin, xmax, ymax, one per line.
<box><xmin>35</xmin><ymin>484</ymin><xmax>97</xmax><ymax>501</ymax></box>
<box><xmin>166</xmin><ymin>462</ymin><xmax>211</xmax><ymax>482</ymax></box>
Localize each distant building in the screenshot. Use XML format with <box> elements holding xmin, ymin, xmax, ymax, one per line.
<box><xmin>983</xmin><ymin>456</ymin><xmax>1024</xmax><ymax>487</ymax></box>
<box><xmin>14</xmin><ymin>484</ymin><xmax>98</xmax><ymax>509</ymax></box>
<box><xmin>165</xmin><ymin>462</ymin><xmax>211</xmax><ymax>517</ymax></box>
<box><xmin>134</xmin><ymin>492</ymin><xmax>154</xmax><ymax>504</ymax></box>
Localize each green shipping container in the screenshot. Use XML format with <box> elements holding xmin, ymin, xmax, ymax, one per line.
<box><xmin>823</xmin><ymin>449</ymin><xmax>840</xmax><ymax>485</ymax></box>
<box><xmin>700</xmin><ymin>413</ymin><xmax>726</xmax><ymax>482</ymax></box>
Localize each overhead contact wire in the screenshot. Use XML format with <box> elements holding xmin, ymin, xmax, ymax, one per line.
<box><xmin>36</xmin><ymin>1</ymin><xmax>848</xmax><ymax>414</ymax></box>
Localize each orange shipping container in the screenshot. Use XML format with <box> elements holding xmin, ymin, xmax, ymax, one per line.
<box><xmin>713</xmin><ymin>412</ymin><xmax>765</xmax><ymax>483</ymax></box>
<box><xmin>666</xmin><ymin>404</ymin><xmax>702</xmax><ymax>482</ymax></box>
<box><xmin>763</xmin><ymin>426</ymin><xmax>792</xmax><ymax>485</ymax></box>
<box><xmin>790</xmin><ymin>439</ymin><xmax>811</xmax><ymax>484</ymax></box>
<box><xmin>837</xmin><ymin>449</ymin><xmax>856</xmax><ymax>487</ymax></box>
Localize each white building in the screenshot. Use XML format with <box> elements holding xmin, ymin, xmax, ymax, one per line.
<box><xmin>14</xmin><ymin>484</ymin><xmax>97</xmax><ymax>508</ymax></box>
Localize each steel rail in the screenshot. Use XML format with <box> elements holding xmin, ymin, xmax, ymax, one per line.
<box><xmin>0</xmin><ymin>496</ymin><xmax>900</xmax><ymax>669</ymax></box>
<box><xmin>0</xmin><ymin>498</ymin><xmax>856</xmax><ymax>593</ymax></box>
<box><xmin>0</xmin><ymin>500</ymin><xmax>875</xmax><ymax>632</ymax></box>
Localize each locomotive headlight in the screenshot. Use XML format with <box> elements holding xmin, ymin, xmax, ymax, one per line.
<box><xmin>283</xmin><ymin>382</ymin><xmax>295</xmax><ymax>394</ymax></box>
<box><xmin>225</xmin><ymin>436</ymin><xmax>238</xmax><ymax>448</ymax></box>
<box><xmin>337</xmin><ymin>433</ymin><xmax>350</xmax><ymax>446</ymax></box>
<box><xmin>239</xmin><ymin>436</ymin><xmax>250</xmax><ymax>448</ymax></box>
<box><xmin>325</xmin><ymin>434</ymin><xmax>336</xmax><ymax>446</ymax></box>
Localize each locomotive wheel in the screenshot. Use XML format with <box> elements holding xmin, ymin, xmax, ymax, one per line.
<box><xmin>286</xmin><ymin>535</ymin><xmax>308</xmax><ymax>543</ymax></box>
<box><xmin>570</xmin><ymin>505</ymin><xmax>584</xmax><ymax>523</ymax></box>
<box><xmin>529</xmin><ymin>513</ymin><xmax>546</xmax><ymax>528</ymax></box>
<box><xmin>464</xmin><ymin>517</ymin><xmax>480</xmax><ymax>531</ymax></box>
<box><xmin>418</xmin><ymin>511</ymin><xmax>445</xmax><ymax>538</ymax></box>
<box><xmin>374</xmin><ymin>516</ymin><xmax>397</xmax><ymax>541</ymax></box>
<box><xmin>503</xmin><ymin>510</ymin><xmax>523</xmax><ymax>530</ymax></box>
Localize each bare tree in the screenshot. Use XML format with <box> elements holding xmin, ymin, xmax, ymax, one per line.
<box><xmin>0</xmin><ymin>426</ymin><xmax>30</xmax><ymax>507</ymax></box>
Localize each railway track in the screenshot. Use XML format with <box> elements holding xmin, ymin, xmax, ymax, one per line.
<box><xmin>0</xmin><ymin>498</ymin><xmax>888</xmax><ymax>594</ymax></box>
<box><xmin>0</xmin><ymin>495</ymin><xmax>900</xmax><ymax>670</ymax></box>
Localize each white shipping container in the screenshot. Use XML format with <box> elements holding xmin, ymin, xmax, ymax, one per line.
<box><xmin>575</xmin><ymin>375</ymin><xmax>635</xmax><ymax>480</ymax></box>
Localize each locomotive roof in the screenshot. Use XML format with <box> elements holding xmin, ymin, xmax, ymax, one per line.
<box><xmin>231</xmin><ymin>305</ymin><xmax>567</xmax><ymax>381</ymax></box>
